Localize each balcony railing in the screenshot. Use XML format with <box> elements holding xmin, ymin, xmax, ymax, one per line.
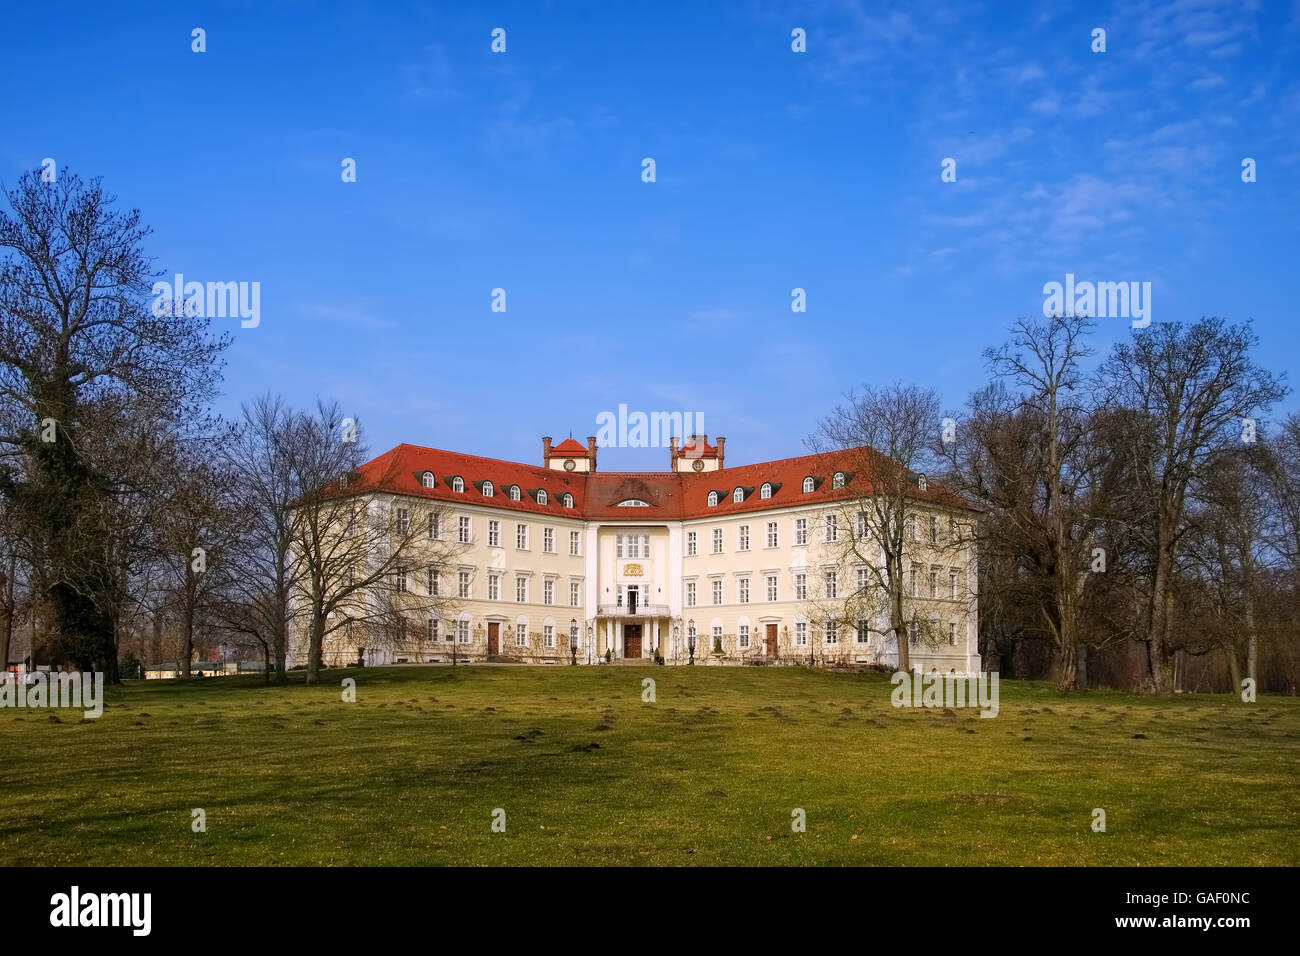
<box><xmin>597</xmin><ymin>603</ymin><xmax>670</xmax><ymax>617</ymax></box>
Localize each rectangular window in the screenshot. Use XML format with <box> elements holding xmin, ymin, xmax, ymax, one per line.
<box><xmin>570</xmin><ymin>530</ymin><xmax>581</xmax><ymax>556</ymax></box>
<box><xmin>543</xmin><ymin>579</ymin><xmax>554</xmax><ymax>606</ymax></box>
<box><xmin>712</xmin><ymin>579</ymin><xmax>723</xmax><ymax>605</ymax></box>
<box><xmin>795</xmin><ymin>573</ymin><xmax>807</xmax><ymax>601</ymax></box>
<box><xmin>687</xmin><ymin>531</ymin><xmax>697</xmax><ymax>556</ymax></box>
<box><xmin>766</xmin><ymin>575</ymin><xmax>778</xmax><ymax>602</ymax></box>
<box><xmin>686</xmin><ymin>581</ymin><xmax>697</xmax><ymax>607</ymax></box>
<box><xmin>794</xmin><ymin>518</ymin><xmax>808</xmax><ymax>546</ymax></box>
<box><xmin>395</xmin><ymin>568</ymin><xmax>407</xmax><ymax>593</ymax></box>
<box><xmin>738</xmin><ymin>525</ymin><xmax>750</xmax><ymax>551</ymax></box>
<box><xmin>712</xmin><ymin>528</ymin><xmax>723</xmax><ymax>554</ymax></box>
<box><xmin>824</xmin><ymin>570</ymin><xmax>837</xmax><ymax>599</ymax></box>
<box><xmin>795</xmin><ymin>621</ymin><xmax>807</xmax><ymax>646</ymax></box>
<box><xmin>908</xmin><ymin>621</ymin><xmax>919</xmax><ymax>646</ymax></box>
<box><xmin>516</xmin><ymin>576</ymin><xmax>527</xmax><ymax>603</ymax></box>
<box><xmin>543</xmin><ymin>528</ymin><xmax>554</xmax><ymax>553</ymax></box>
<box><xmin>427</xmin><ymin>619</ymin><xmax>438</xmax><ymax>643</ymax></box>
<box><xmin>930</xmin><ymin>567</ymin><xmax>939</xmax><ymax>598</ymax></box>
<box><xmin>428</xmin><ymin>513</ymin><xmax>440</xmax><ymax>539</ymax></box>
<box><xmin>738</xmin><ymin>578</ymin><xmax>750</xmax><ymax>604</ymax></box>
<box><xmin>910</xmin><ymin>564</ymin><xmax>919</xmax><ymax>597</ymax></box>
<box><xmin>544</xmin><ymin>625</ymin><xmax>555</xmax><ymax>648</ymax></box>
<box><xmin>949</xmin><ymin>569</ymin><xmax>958</xmax><ymax>600</ymax></box>
<box><xmin>516</xmin><ymin>524</ymin><xmax>528</xmax><ymax>550</ymax></box>
<box><xmin>856</xmin><ymin>512</ymin><xmax>869</xmax><ymax>540</ymax></box>
<box><xmin>930</xmin><ymin>515</ymin><xmax>939</xmax><ymax>545</ymax></box>
<box><xmin>458</xmin><ymin>620</ymin><xmax>470</xmax><ymax>644</ymax></box>
<box><xmin>395</xmin><ymin>507</ymin><xmax>410</xmax><ymax>534</ymax></box>
<box><xmin>711</xmin><ymin>625</ymin><xmax>722</xmax><ymax>647</ymax></box>
<box><xmin>516</xmin><ymin>626</ymin><xmax>528</xmax><ymax>647</ymax></box>
<box><xmin>427</xmin><ymin>568</ymin><xmax>439</xmax><ymax>596</ymax></box>
<box><xmin>857</xmin><ymin>620</ymin><xmax>870</xmax><ymax>644</ymax></box>
<box><xmin>857</xmin><ymin>568</ymin><xmax>870</xmax><ymax>592</ymax></box>
<box><xmin>766</xmin><ymin>521</ymin><xmax>778</xmax><ymax>548</ymax></box>
<box><xmin>458</xmin><ymin>571</ymin><xmax>471</xmax><ymax>599</ymax></box>
<box><xmin>824</xmin><ymin>619</ymin><xmax>838</xmax><ymax>645</ymax></box>
<box><xmin>949</xmin><ymin>518</ymin><xmax>959</xmax><ymax>544</ymax></box>
<box><xmin>458</xmin><ymin>515</ymin><xmax>471</xmax><ymax>543</ymax></box>
<box><xmin>824</xmin><ymin>514</ymin><xmax>838</xmax><ymax>542</ymax></box>
<box><xmin>488</xmin><ymin>520</ymin><xmax>500</xmax><ymax>547</ymax></box>
<box><xmin>909</xmin><ymin>515</ymin><xmax>919</xmax><ymax>542</ymax></box>
<box><xmin>570</xmin><ymin>581</ymin><xmax>581</xmax><ymax>607</ymax></box>
<box><xmin>949</xmin><ymin>621</ymin><xmax>958</xmax><ymax>646</ymax></box>
<box><xmin>488</xmin><ymin>574</ymin><xmax>500</xmax><ymax>601</ymax></box>
<box><xmin>738</xmin><ymin>624</ymin><xmax>750</xmax><ymax>649</ymax></box>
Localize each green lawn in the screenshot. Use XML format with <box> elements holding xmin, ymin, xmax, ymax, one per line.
<box><xmin>2</xmin><ymin>664</ymin><xmax>1297</xmax><ymax>865</ymax></box>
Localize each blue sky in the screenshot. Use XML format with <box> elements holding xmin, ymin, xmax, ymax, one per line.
<box><xmin>2</xmin><ymin>0</ymin><xmax>1297</xmax><ymax>470</ymax></box>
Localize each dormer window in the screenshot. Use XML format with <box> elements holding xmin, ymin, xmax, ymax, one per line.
<box><xmin>482</xmin><ymin>481</ymin><xmax>494</xmax><ymax>497</ymax></box>
<box><xmin>421</xmin><ymin>471</ymin><xmax>435</xmax><ymax>488</ymax></box>
<box><xmin>509</xmin><ymin>485</ymin><xmax>521</xmax><ymax>501</ymax></box>
<box><xmin>537</xmin><ymin>490</ymin><xmax>548</xmax><ymax>505</ymax></box>
<box><xmin>760</xmin><ymin>482</ymin><xmax>772</xmax><ymax>499</ymax></box>
<box><xmin>562</xmin><ymin>493</ymin><xmax>573</xmax><ymax>509</ymax></box>
<box><xmin>832</xmin><ymin>472</ymin><xmax>846</xmax><ymax>489</ymax></box>
<box><xmin>451</xmin><ymin>476</ymin><xmax>464</xmax><ymax>493</ymax></box>
<box><xmin>340</xmin><ymin>474</ymin><xmax>349</xmax><ymax>489</ymax></box>
<box><xmin>707</xmin><ymin>491</ymin><xmax>718</xmax><ymax>507</ymax></box>
<box><xmin>732</xmin><ymin>487</ymin><xmax>744</xmax><ymax>503</ymax></box>
<box><xmin>917</xmin><ymin>474</ymin><xmax>928</xmax><ymax>491</ymax></box>
<box><xmin>802</xmin><ymin>476</ymin><xmax>814</xmax><ymax>493</ymax></box>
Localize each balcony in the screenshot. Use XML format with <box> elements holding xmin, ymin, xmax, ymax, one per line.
<box><xmin>597</xmin><ymin>603</ymin><xmax>670</xmax><ymax>618</ymax></box>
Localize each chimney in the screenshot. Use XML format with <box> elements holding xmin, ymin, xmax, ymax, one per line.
<box><xmin>669</xmin><ymin>435</ymin><xmax>680</xmax><ymax>470</ymax></box>
<box><xmin>587</xmin><ymin>436</ymin><xmax>598</xmax><ymax>472</ymax></box>
<box><xmin>716</xmin><ymin>436</ymin><xmax>725</xmax><ymax>468</ymax></box>
<box><xmin>542</xmin><ymin>436</ymin><xmax>552</xmax><ymax>464</ymax></box>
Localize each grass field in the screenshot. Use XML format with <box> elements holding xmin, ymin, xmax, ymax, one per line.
<box><xmin>2</xmin><ymin>664</ymin><xmax>1298</xmax><ymax>866</ymax></box>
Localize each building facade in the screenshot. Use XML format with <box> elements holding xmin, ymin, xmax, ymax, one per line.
<box><xmin>289</xmin><ymin>434</ymin><xmax>981</xmax><ymax>674</ymax></box>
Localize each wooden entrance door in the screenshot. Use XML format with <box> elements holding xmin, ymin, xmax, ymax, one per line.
<box><xmin>624</xmin><ymin>624</ymin><xmax>642</xmax><ymax>659</ymax></box>
<box><xmin>765</xmin><ymin>624</ymin><xmax>778</xmax><ymax>657</ymax></box>
<box><xmin>488</xmin><ymin>622</ymin><xmax>500</xmax><ymax>656</ymax></box>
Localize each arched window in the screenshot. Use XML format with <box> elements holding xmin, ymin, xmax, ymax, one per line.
<box><xmin>732</xmin><ymin>487</ymin><xmax>744</xmax><ymax>503</ymax></box>
<box><xmin>451</xmin><ymin>476</ymin><xmax>464</xmax><ymax>493</ymax></box>
<box><xmin>917</xmin><ymin>474</ymin><xmax>928</xmax><ymax>491</ymax></box>
<box><xmin>832</xmin><ymin>472</ymin><xmax>845</xmax><ymax>489</ymax></box>
<box><xmin>509</xmin><ymin>485</ymin><xmax>521</xmax><ymax>501</ymax></box>
<box><xmin>802</xmin><ymin>477</ymin><xmax>814</xmax><ymax>493</ymax></box>
<box><xmin>537</xmin><ymin>490</ymin><xmax>548</xmax><ymax>505</ymax></box>
<box><xmin>421</xmin><ymin>471</ymin><xmax>435</xmax><ymax>488</ymax></box>
<box><xmin>562</xmin><ymin>494</ymin><xmax>574</xmax><ymax>509</ymax></box>
<box><xmin>707</xmin><ymin>491</ymin><xmax>718</xmax><ymax>507</ymax></box>
<box><xmin>482</xmin><ymin>481</ymin><xmax>494</xmax><ymax>497</ymax></box>
<box><xmin>760</xmin><ymin>482</ymin><xmax>772</xmax><ymax>499</ymax></box>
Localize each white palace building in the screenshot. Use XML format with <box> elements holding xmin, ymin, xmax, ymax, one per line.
<box><xmin>291</xmin><ymin>434</ymin><xmax>981</xmax><ymax>673</ymax></box>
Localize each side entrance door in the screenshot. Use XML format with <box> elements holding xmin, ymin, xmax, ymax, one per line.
<box><xmin>488</xmin><ymin>622</ymin><xmax>500</xmax><ymax>656</ymax></box>
<box><xmin>765</xmin><ymin>624</ymin><xmax>778</xmax><ymax>657</ymax></box>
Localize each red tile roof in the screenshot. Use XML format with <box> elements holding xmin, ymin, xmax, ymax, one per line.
<box><xmin>342</xmin><ymin>443</ymin><xmax>972</xmax><ymax>520</ymax></box>
<box><xmin>550</xmin><ymin>437</ymin><xmax>590</xmax><ymax>455</ymax></box>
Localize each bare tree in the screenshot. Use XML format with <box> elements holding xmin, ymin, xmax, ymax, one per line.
<box><xmin>287</xmin><ymin>401</ymin><xmax>464</xmax><ymax>683</ymax></box>
<box><xmin>0</xmin><ymin>169</ymin><xmax>228</xmax><ymax>679</ymax></box>
<box><xmin>808</xmin><ymin>382</ymin><xmax>962</xmax><ymax>672</ymax></box>
<box><xmin>1099</xmin><ymin>318</ymin><xmax>1287</xmax><ymax>692</ymax></box>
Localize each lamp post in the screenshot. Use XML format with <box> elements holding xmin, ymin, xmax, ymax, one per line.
<box><xmin>687</xmin><ymin>620</ymin><xmax>696</xmax><ymax>666</ymax></box>
<box><xmin>569</xmin><ymin>619</ymin><xmax>578</xmax><ymax>666</ymax></box>
<box><xmin>586</xmin><ymin>625</ymin><xmax>593</xmax><ymax>665</ymax></box>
